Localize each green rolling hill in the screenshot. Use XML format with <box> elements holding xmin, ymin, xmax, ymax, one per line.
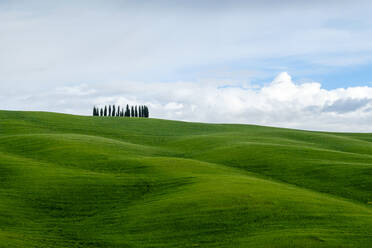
<box><xmin>0</xmin><ymin>110</ymin><xmax>371</xmax><ymax>247</ymax></box>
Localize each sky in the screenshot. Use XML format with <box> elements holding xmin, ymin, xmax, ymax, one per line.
<box><xmin>2</xmin><ymin>0</ymin><xmax>372</xmax><ymax>131</ymax></box>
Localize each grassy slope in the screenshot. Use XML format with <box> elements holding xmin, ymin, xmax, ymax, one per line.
<box><xmin>0</xmin><ymin>110</ymin><xmax>371</xmax><ymax>247</ymax></box>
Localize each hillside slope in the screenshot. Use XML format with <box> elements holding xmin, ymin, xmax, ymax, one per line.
<box><xmin>0</xmin><ymin>110</ymin><xmax>371</xmax><ymax>247</ymax></box>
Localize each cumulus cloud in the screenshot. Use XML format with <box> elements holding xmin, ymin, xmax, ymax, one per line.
<box><xmin>4</xmin><ymin>72</ymin><xmax>372</xmax><ymax>132</ymax></box>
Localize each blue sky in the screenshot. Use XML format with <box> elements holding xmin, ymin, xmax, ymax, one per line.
<box><xmin>2</xmin><ymin>0</ymin><xmax>372</xmax><ymax>131</ymax></box>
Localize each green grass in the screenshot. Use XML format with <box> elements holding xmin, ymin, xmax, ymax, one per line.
<box><xmin>0</xmin><ymin>110</ymin><xmax>371</xmax><ymax>247</ymax></box>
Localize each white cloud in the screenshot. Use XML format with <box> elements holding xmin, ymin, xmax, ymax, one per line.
<box><xmin>3</xmin><ymin>72</ymin><xmax>372</xmax><ymax>132</ymax></box>
<box><xmin>56</xmin><ymin>84</ymin><xmax>96</xmax><ymax>96</ymax></box>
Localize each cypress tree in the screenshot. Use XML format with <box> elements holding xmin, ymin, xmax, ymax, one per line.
<box><xmin>100</xmin><ymin>108</ymin><xmax>103</xmax><ymax>116</ymax></box>
<box><xmin>144</xmin><ymin>105</ymin><xmax>149</xmax><ymax>118</ymax></box>
<box><xmin>139</xmin><ymin>105</ymin><xmax>143</xmax><ymax>117</ymax></box>
<box><xmin>125</xmin><ymin>104</ymin><xmax>130</xmax><ymax>117</ymax></box>
<box><xmin>108</xmin><ymin>105</ymin><xmax>111</xmax><ymax>116</ymax></box>
<box><xmin>104</xmin><ymin>106</ymin><xmax>107</xmax><ymax>116</ymax></box>
<box><xmin>112</xmin><ymin>105</ymin><xmax>116</xmax><ymax>117</ymax></box>
<box><xmin>93</xmin><ymin>106</ymin><xmax>95</xmax><ymax>116</ymax></box>
<box><xmin>135</xmin><ymin>106</ymin><xmax>138</xmax><ymax>117</ymax></box>
<box><xmin>131</xmin><ymin>106</ymin><xmax>134</xmax><ymax>117</ymax></box>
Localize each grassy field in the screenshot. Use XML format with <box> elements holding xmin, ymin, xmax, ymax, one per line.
<box><xmin>0</xmin><ymin>110</ymin><xmax>371</xmax><ymax>247</ymax></box>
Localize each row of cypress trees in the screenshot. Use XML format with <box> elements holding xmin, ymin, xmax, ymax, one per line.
<box><xmin>93</xmin><ymin>105</ymin><xmax>149</xmax><ymax>118</ymax></box>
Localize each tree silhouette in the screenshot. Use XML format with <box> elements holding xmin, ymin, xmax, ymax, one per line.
<box><xmin>144</xmin><ymin>105</ymin><xmax>149</xmax><ymax>118</ymax></box>
<box><xmin>139</xmin><ymin>105</ymin><xmax>143</xmax><ymax>117</ymax></box>
<box><xmin>125</xmin><ymin>104</ymin><xmax>130</xmax><ymax>117</ymax></box>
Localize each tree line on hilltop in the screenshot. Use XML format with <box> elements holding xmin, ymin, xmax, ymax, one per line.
<box><xmin>92</xmin><ymin>105</ymin><xmax>149</xmax><ymax>118</ymax></box>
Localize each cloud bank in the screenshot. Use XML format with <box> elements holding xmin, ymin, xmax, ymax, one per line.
<box><xmin>4</xmin><ymin>72</ymin><xmax>372</xmax><ymax>132</ymax></box>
